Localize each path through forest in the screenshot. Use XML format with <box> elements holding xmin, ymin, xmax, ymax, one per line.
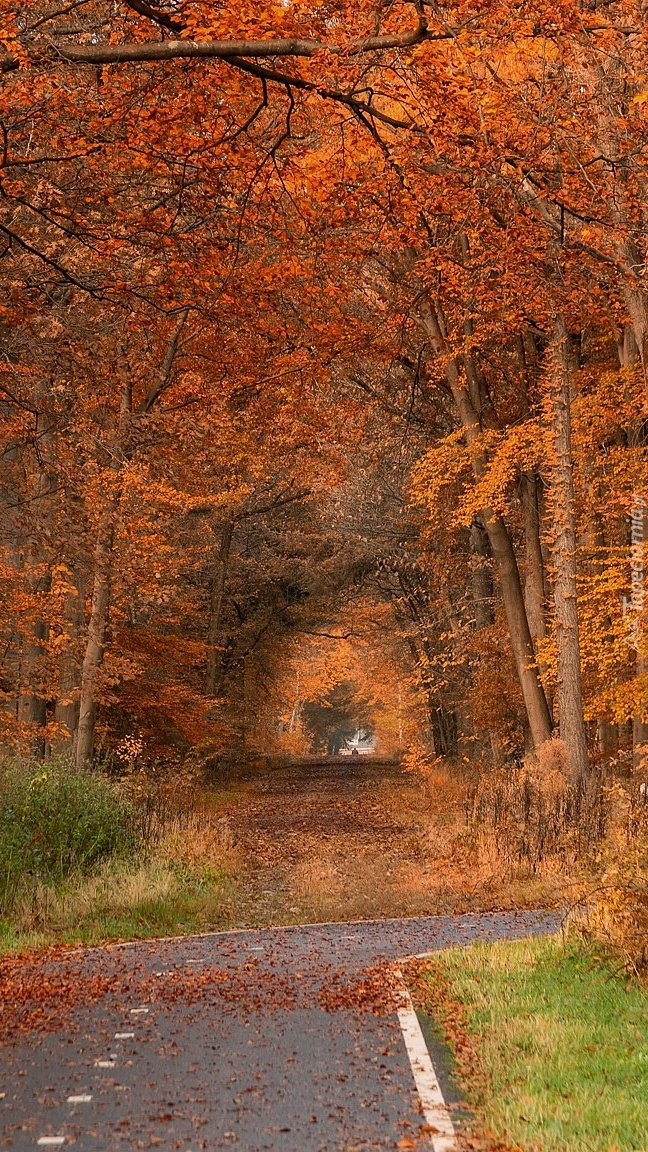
<box><xmin>217</xmin><ymin>759</ymin><xmax>550</xmax><ymax>926</ymax></box>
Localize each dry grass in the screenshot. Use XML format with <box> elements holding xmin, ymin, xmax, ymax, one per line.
<box><xmin>0</xmin><ymin>793</ymin><xmax>244</xmax><ymax>953</ymax></box>
<box><xmin>5</xmin><ymin>753</ymin><xmax>623</xmax><ymax>953</ymax></box>
<box><xmin>215</xmin><ymin>761</ymin><xmax>564</xmax><ymax>925</ymax></box>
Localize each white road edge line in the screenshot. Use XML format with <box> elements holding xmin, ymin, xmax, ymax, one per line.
<box><xmin>396</xmin><ymin>985</ymin><xmax>457</xmax><ymax>1152</ymax></box>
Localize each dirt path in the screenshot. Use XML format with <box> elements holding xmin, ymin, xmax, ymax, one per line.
<box><xmin>219</xmin><ymin>759</ymin><xmax>552</xmax><ymax>925</ymax></box>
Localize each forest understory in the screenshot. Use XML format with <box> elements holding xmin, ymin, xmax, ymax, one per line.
<box><xmin>2</xmin><ymin>752</ymin><xmax>641</xmax><ymax>959</ymax></box>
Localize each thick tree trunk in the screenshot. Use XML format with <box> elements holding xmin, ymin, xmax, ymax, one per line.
<box><xmin>484</xmin><ymin>510</ymin><xmax>553</xmax><ymax>748</ymax></box>
<box><xmin>204</xmin><ymin>519</ymin><xmax>234</xmax><ymax>697</ymax></box>
<box><xmin>520</xmin><ymin>472</ymin><xmax>547</xmax><ymax>647</ymax></box>
<box><xmin>420</xmin><ymin>297</ymin><xmax>553</xmax><ymax>750</ymax></box>
<box><xmin>549</xmin><ymin>318</ymin><xmax>589</xmax><ymax>781</ymax></box>
<box><xmin>469</xmin><ymin>520</ymin><xmax>493</xmax><ymax>629</ymax></box>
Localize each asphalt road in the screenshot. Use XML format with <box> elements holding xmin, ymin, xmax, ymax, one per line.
<box><xmin>2</xmin><ymin>911</ymin><xmax>559</xmax><ymax>1151</ymax></box>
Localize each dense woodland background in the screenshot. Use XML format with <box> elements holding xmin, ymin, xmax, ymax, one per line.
<box><xmin>2</xmin><ymin>0</ymin><xmax>648</xmax><ymax>786</ymax></box>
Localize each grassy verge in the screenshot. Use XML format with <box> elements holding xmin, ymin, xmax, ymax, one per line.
<box><xmin>416</xmin><ymin>935</ymin><xmax>648</xmax><ymax>1152</ymax></box>
<box><xmin>0</xmin><ymin>757</ymin><xmax>246</xmax><ymax>954</ymax></box>
<box><xmin>0</xmin><ymin>856</ymin><xmax>238</xmax><ymax>954</ymax></box>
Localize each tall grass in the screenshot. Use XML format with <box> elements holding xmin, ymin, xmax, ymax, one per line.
<box><xmin>0</xmin><ymin>757</ymin><xmax>136</xmax><ymax>912</ymax></box>
<box><xmin>464</xmin><ymin>740</ymin><xmax>648</xmax><ymax>873</ymax></box>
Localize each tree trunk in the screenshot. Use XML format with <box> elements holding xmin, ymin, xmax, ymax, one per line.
<box><xmin>18</xmin><ymin>609</ymin><xmax>49</xmax><ymax>757</ymax></box>
<box><xmin>18</xmin><ymin>378</ymin><xmax>57</xmax><ymax>755</ymax></box>
<box><xmin>420</xmin><ymin>296</ymin><xmax>553</xmax><ymax>750</ymax></box>
<box><xmin>204</xmin><ymin>519</ymin><xmax>234</xmax><ymax>696</ymax></box>
<box><xmin>520</xmin><ymin>472</ymin><xmax>547</xmax><ymax>647</ymax></box>
<box><xmin>75</xmin><ymin>313</ymin><xmax>189</xmax><ymax>766</ymax></box>
<box><xmin>484</xmin><ymin>510</ymin><xmax>553</xmax><ymax>748</ymax></box>
<box><xmin>75</xmin><ymin>506</ymin><xmax>117</xmax><ymax>767</ymax></box>
<box><xmin>619</xmin><ymin>244</ymin><xmax>648</xmax><ymax>384</ymax></box>
<box><xmin>597</xmin><ymin>720</ymin><xmax>618</xmax><ymax>758</ymax></box>
<box><xmin>549</xmin><ymin>317</ymin><xmax>589</xmax><ymax>781</ymax></box>
<box><xmin>469</xmin><ymin>520</ymin><xmax>493</xmax><ymax>628</ymax></box>
<box><xmin>53</xmin><ymin>567</ymin><xmax>86</xmax><ymax>748</ymax></box>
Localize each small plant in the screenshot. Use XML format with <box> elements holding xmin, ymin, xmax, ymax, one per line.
<box><xmin>0</xmin><ymin>756</ymin><xmax>137</xmax><ymax>912</ymax></box>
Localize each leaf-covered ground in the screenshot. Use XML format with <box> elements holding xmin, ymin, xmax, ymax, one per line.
<box><xmin>219</xmin><ymin>760</ymin><xmax>560</xmax><ymax>926</ymax></box>
<box><xmin>1</xmin><ymin>759</ymin><xmax>560</xmax><ymax>954</ymax></box>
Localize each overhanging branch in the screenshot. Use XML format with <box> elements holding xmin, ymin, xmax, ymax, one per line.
<box><xmin>2</xmin><ymin>23</ymin><xmax>449</xmax><ymax>73</ymax></box>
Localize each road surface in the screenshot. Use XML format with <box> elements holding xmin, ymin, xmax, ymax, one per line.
<box><xmin>1</xmin><ymin>911</ymin><xmax>559</xmax><ymax>1150</ymax></box>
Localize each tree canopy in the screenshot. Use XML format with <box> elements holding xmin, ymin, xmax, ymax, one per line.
<box><xmin>2</xmin><ymin>0</ymin><xmax>647</xmax><ymax>774</ymax></box>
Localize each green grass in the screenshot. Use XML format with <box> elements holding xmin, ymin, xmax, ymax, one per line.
<box><xmin>422</xmin><ymin>936</ymin><xmax>648</xmax><ymax>1152</ymax></box>
<box><xmin>0</xmin><ymin>857</ymin><xmax>237</xmax><ymax>954</ymax></box>
<box><xmin>0</xmin><ymin>756</ymin><xmax>248</xmax><ymax>955</ymax></box>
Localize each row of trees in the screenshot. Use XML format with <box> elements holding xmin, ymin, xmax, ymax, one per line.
<box><xmin>1</xmin><ymin>1</ymin><xmax>647</xmax><ymax>775</ymax></box>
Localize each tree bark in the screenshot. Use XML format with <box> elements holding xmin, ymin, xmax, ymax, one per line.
<box><xmin>18</xmin><ymin>608</ymin><xmax>49</xmax><ymax>757</ymax></box>
<box><xmin>469</xmin><ymin>520</ymin><xmax>493</xmax><ymax>629</ymax></box>
<box><xmin>75</xmin><ymin>505</ymin><xmax>118</xmax><ymax>767</ymax></box>
<box><xmin>420</xmin><ymin>296</ymin><xmax>553</xmax><ymax>750</ymax></box>
<box><xmin>205</xmin><ymin>520</ymin><xmax>234</xmax><ymax>697</ymax></box>
<box><xmin>520</xmin><ymin>472</ymin><xmax>547</xmax><ymax>648</ymax></box>
<box><xmin>549</xmin><ymin>317</ymin><xmax>589</xmax><ymax>781</ymax></box>
<box><xmin>53</xmin><ymin>567</ymin><xmax>86</xmax><ymax>748</ymax></box>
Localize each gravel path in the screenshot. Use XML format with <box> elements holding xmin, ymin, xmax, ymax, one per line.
<box><xmin>1</xmin><ymin>910</ymin><xmax>559</xmax><ymax>1151</ymax></box>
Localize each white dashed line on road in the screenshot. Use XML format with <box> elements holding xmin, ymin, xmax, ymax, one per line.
<box><xmin>66</xmin><ymin>1095</ymin><xmax>92</xmax><ymax>1104</ymax></box>
<box><xmin>36</xmin><ymin>1138</ymin><xmax>65</xmax><ymax>1146</ymax></box>
<box><xmin>129</xmin><ymin>1007</ymin><xmax>149</xmax><ymax>1015</ymax></box>
<box><xmin>396</xmin><ymin>988</ymin><xmax>457</xmax><ymax>1152</ymax></box>
<box><xmin>114</xmin><ymin>1032</ymin><xmax>134</xmax><ymax>1039</ymax></box>
<box><xmin>95</xmin><ymin>1061</ymin><xmax>116</xmax><ymax>1068</ymax></box>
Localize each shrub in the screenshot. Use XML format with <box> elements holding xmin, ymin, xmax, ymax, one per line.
<box><xmin>578</xmin><ymin>827</ymin><xmax>648</xmax><ymax>973</ymax></box>
<box><xmin>0</xmin><ymin>757</ymin><xmax>137</xmax><ymax>911</ymax></box>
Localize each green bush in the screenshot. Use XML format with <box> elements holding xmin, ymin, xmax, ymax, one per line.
<box><xmin>0</xmin><ymin>757</ymin><xmax>137</xmax><ymax>910</ymax></box>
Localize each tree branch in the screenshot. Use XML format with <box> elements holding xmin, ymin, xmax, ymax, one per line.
<box><xmin>122</xmin><ymin>0</ymin><xmax>184</xmax><ymax>35</ymax></box>
<box><xmin>3</xmin><ymin>24</ymin><xmax>449</xmax><ymax>73</ymax></box>
<box><xmin>138</xmin><ymin>307</ymin><xmax>190</xmax><ymax>413</ymax></box>
<box><xmin>0</xmin><ymin>220</ymin><xmax>99</xmax><ymax>295</ymax></box>
<box><xmin>224</xmin><ymin>57</ymin><xmax>414</xmax><ymax>128</ymax></box>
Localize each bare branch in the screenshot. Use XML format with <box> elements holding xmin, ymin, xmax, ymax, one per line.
<box><xmin>2</xmin><ymin>23</ymin><xmax>449</xmax><ymax>73</ymax></box>
<box><xmin>122</xmin><ymin>0</ymin><xmax>184</xmax><ymax>34</ymax></box>
<box><xmin>26</xmin><ymin>0</ymin><xmax>93</xmax><ymax>32</ymax></box>
<box><xmin>0</xmin><ymin>220</ymin><xmax>99</xmax><ymax>295</ymax></box>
